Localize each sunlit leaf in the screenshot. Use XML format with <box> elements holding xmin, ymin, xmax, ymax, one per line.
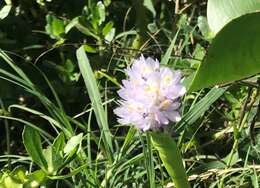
<box><xmin>207</xmin><ymin>0</ymin><xmax>260</xmax><ymax>34</ymax></box>
<box><xmin>45</xmin><ymin>14</ymin><xmax>65</xmax><ymax>39</ymax></box>
<box><xmin>0</xmin><ymin>5</ymin><xmax>12</xmax><ymax>19</ymax></box>
<box><xmin>189</xmin><ymin>13</ymin><xmax>260</xmax><ymax>91</ymax></box>
<box><xmin>26</xmin><ymin>170</ymin><xmax>46</xmax><ymax>187</ymax></box>
<box><xmin>64</xmin><ymin>133</ymin><xmax>83</xmax><ymax>155</ymax></box>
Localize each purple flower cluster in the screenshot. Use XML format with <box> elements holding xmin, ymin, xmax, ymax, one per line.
<box><xmin>114</xmin><ymin>55</ymin><xmax>186</xmax><ymax>131</ymax></box>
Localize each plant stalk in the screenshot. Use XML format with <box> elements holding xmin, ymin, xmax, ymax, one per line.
<box><xmin>151</xmin><ymin>132</ymin><xmax>190</xmax><ymax>188</ymax></box>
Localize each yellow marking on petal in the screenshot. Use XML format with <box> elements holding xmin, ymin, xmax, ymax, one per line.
<box><xmin>127</xmin><ymin>104</ymin><xmax>136</xmax><ymax>112</ymax></box>
<box><xmin>160</xmin><ymin>99</ymin><xmax>172</xmax><ymax>110</ymax></box>
<box><xmin>141</xmin><ymin>66</ymin><xmax>153</xmax><ymax>75</ymax></box>
<box><xmin>144</xmin><ymin>85</ymin><xmax>160</xmax><ymax>94</ymax></box>
<box><xmin>163</xmin><ymin>75</ymin><xmax>172</xmax><ymax>85</ymax></box>
<box><xmin>127</xmin><ymin>104</ymin><xmax>143</xmax><ymax>112</ymax></box>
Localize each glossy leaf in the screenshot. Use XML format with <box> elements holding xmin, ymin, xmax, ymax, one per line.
<box><xmin>189</xmin><ymin>12</ymin><xmax>260</xmax><ymax>91</ymax></box>
<box><xmin>207</xmin><ymin>0</ymin><xmax>260</xmax><ymax>34</ymax></box>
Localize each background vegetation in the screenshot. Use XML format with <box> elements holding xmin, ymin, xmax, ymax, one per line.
<box><xmin>0</xmin><ymin>0</ymin><xmax>259</xmax><ymax>187</ymax></box>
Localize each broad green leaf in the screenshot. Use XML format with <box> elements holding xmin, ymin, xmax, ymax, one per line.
<box><xmin>0</xmin><ymin>5</ymin><xmax>12</xmax><ymax>19</ymax></box>
<box><xmin>56</xmin><ymin>133</ymin><xmax>84</xmax><ymax>170</ymax></box>
<box><xmin>52</xmin><ymin>132</ymin><xmax>65</xmax><ymax>152</ymax></box>
<box><xmin>26</xmin><ymin>170</ymin><xmax>46</xmax><ymax>187</ymax></box>
<box><xmin>93</xmin><ymin>1</ymin><xmax>105</xmax><ymax>26</ymax></box>
<box><xmin>83</xmin><ymin>44</ymin><xmax>97</xmax><ymax>53</ymax></box>
<box><xmin>50</xmin><ymin>134</ymin><xmax>65</xmax><ymax>173</ymax></box>
<box><xmin>64</xmin><ymin>133</ymin><xmax>83</xmax><ymax>155</ymax></box>
<box><xmin>74</xmin><ymin>21</ymin><xmax>99</xmax><ymax>40</ymax></box>
<box><xmin>22</xmin><ymin>126</ymin><xmax>48</xmax><ymax>171</ymax></box>
<box><xmin>97</xmin><ymin>1</ymin><xmax>105</xmax><ymax>24</ymax></box>
<box><xmin>189</xmin><ymin>13</ymin><xmax>260</xmax><ymax>91</ymax></box>
<box><xmin>207</xmin><ymin>0</ymin><xmax>260</xmax><ymax>34</ymax></box>
<box><xmin>151</xmin><ymin>132</ymin><xmax>190</xmax><ymax>188</ymax></box>
<box><xmin>102</xmin><ymin>21</ymin><xmax>114</xmax><ymax>36</ymax></box>
<box><xmin>43</xmin><ymin>146</ymin><xmax>63</xmax><ymax>175</ymax></box>
<box><xmin>3</xmin><ymin>176</ymin><xmax>23</xmax><ymax>188</ymax></box>
<box><xmin>104</xmin><ymin>28</ymin><xmax>115</xmax><ymax>42</ymax></box>
<box><xmin>143</xmin><ymin>0</ymin><xmax>156</xmax><ymax>17</ymax></box>
<box><xmin>76</xmin><ymin>46</ymin><xmax>113</xmax><ymax>159</ymax></box>
<box><xmin>45</xmin><ymin>14</ymin><xmax>65</xmax><ymax>39</ymax></box>
<box><xmin>10</xmin><ymin>166</ymin><xmax>27</xmax><ymax>183</ymax></box>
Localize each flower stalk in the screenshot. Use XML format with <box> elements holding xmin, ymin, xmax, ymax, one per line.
<box><xmin>151</xmin><ymin>132</ymin><xmax>190</xmax><ymax>188</ymax></box>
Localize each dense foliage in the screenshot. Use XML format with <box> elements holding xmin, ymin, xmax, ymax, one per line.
<box><xmin>0</xmin><ymin>0</ymin><xmax>259</xmax><ymax>187</ymax></box>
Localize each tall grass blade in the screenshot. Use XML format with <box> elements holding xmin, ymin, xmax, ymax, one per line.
<box><xmin>176</xmin><ymin>87</ymin><xmax>227</xmax><ymax>132</ymax></box>
<box><xmin>76</xmin><ymin>46</ymin><xmax>113</xmax><ymax>161</ymax></box>
<box><xmin>160</xmin><ymin>29</ymin><xmax>180</xmax><ymax>65</ymax></box>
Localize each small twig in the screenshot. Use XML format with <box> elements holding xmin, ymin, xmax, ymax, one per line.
<box><xmin>175</xmin><ymin>0</ymin><xmax>180</xmax><ymax>14</ymax></box>
<box><xmin>188</xmin><ymin>165</ymin><xmax>260</xmax><ymax>182</ymax></box>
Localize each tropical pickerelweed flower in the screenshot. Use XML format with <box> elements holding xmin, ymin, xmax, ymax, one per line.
<box><xmin>114</xmin><ymin>55</ymin><xmax>186</xmax><ymax>132</ymax></box>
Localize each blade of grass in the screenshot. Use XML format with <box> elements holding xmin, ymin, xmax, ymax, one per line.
<box><xmin>160</xmin><ymin>28</ymin><xmax>180</xmax><ymax>65</ymax></box>
<box><xmin>0</xmin><ymin>49</ymin><xmax>33</xmax><ymax>86</ymax></box>
<box><xmin>146</xmin><ymin>132</ymin><xmax>155</xmax><ymax>188</ymax></box>
<box><xmin>0</xmin><ymin>115</ymin><xmax>53</xmax><ymax>139</ymax></box>
<box><xmin>8</xmin><ymin>104</ymin><xmax>72</xmax><ymax>136</ymax></box>
<box><xmin>0</xmin><ymin>52</ymin><xmax>73</xmax><ymax>136</ymax></box>
<box><xmin>117</xmin><ymin>127</ymin><xmax>137</xmax><ymax>160</ymax></box>
<box><xmin>76</xmin><ymin>46</ymin><xmax>113</xmax><ymax>162</ymax></box>
<box><xmin>176</xmin><ymin>87</ymin><xmax>227</xmax><ymax>132</ymax></box>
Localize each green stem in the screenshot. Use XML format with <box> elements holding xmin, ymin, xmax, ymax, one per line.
<box><xmin>151</xmin><ymin>132</ymin><xmax>190</xmax><ymax>188</ymax></box>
